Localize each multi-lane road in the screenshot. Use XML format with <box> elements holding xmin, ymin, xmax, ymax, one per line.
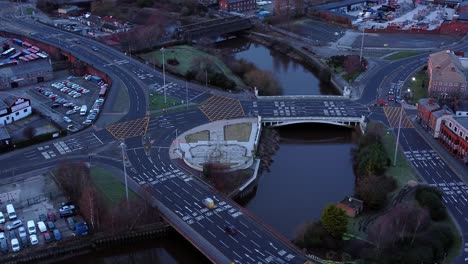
<box><xmin>1</xmin><ymin>13</ymin><xmax>468</xmax><ymax>264</ymax></box>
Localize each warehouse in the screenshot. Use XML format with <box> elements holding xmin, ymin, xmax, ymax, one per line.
<box><xmin>0</xmin><ymin>59</ymin><xmax>54</xmax><ymax>90</ymax></box>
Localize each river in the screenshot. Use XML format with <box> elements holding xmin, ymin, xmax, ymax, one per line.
<box><xmin>215</xmin><ymin>36</ymin><xmax>339</xmax><ymax>96</ymax></box>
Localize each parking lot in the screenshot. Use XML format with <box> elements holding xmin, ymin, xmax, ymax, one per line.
<box><xmin>0</xmin><ymin>174</ymin><xmax>87</xmax><ymax>255</ymax></box>
<box><xmin>28</xmin><ymin>74</ymin><xmax>108</xmax><ymax>132</ymax></box>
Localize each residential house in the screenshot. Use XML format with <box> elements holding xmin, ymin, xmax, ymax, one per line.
<box><xmin>427</xmin><ymin>50</ymin><xmax>468</xmax><ymax>99</ymax></box>
<box><xmin>439</xmin><ymin>116</ymin><xmax>468</xmax><ymax>164</ymax></box>
<box><xmin>336</xmin><ymin>197</ymin><xmax>363</xmax><ymax>218</ymax></box>
<box><xmin>429</xmin><ymin>108</ymin><xmax>452</xmax><ymax>138</ymax></box>
<box><xmin>0</xmin><ymin>96</ymin><xmax>32</xmax><ymax>125</ymax></box>
<box><xmin>219</xmin><ymin>0</ymin><xmax>257</xmax><ymax>12</ymax></box>
<box><xmin>417</xmin><ymin>98</ymin><xmax>440</xmax><ymax>130</ymax></box>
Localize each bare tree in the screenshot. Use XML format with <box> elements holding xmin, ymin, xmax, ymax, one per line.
<box><xmin>23</xmin><ymin>126</ymin><xmax>36</xmax><ymax>140</ymax></box>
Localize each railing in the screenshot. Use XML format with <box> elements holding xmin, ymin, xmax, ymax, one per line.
<box><xmin>256</xmin><ymin>94</ymin><xmax>349</xmax><ymax>100</ymax></box>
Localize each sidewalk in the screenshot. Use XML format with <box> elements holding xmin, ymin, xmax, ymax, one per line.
<box><xmin>410</xmin><ymin>116</ymin><xmax>468</xmax><ymax>183</ymax></box>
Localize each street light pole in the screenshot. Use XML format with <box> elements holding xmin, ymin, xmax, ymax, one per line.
<box><xmin>205</xmin><ymin>70</ymin><xmax>208</xmax><ymax>88</ymax></box>
<box><xmin>161</xmin><ymin>47</ymin><xmax>167</xmax><ymax>105</ymax></box>
<box><xmin>185</xmin><ymin>80</ymin><xmax>188</xmax><ymax>109</ymax></box>
<box><xmin>120</xmin><ymin>142</ymin><xmax>129</xmax><ymax>206</ymax></box>
<box><xmin>393</xmin><ymin>106</ymin><xmax>404</xmax><ymax>167</ymax></box>
<box><xmin>360</xmin><ymin>22</ymin><xmax>366</xmax><ymax>63</ymax></box>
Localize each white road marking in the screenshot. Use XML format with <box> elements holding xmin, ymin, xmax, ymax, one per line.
<box><xmin>92</xmin><ymin>133</ymin><xmax>104</xmax><ymax>144</ymax></box>
<box><xmin>208</xmin><ymin>230</ymin><xmax>216</xmax><ymax>238</ymax></box>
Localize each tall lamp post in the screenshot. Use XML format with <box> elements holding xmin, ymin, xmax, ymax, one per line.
<box><xmin>360</xmin><ymin>22</ymin><xmax>366</xmax><ymax>63</ymax></box>
<box><xmin>120</xmin><ymin>142</ymin><xmax>129</xmax><ymax>206</ymax></box>
<box><xmin>393</xmin><ymin>106</ymin><xmax>404</xmax><ymax>167</ymax></box>
<box><xmin>161</xmin><ymin>47</ymin><xmax>167</xmax><ymax>105</ymax></box>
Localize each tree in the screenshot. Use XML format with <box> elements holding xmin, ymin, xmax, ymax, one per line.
<box><xmin>321</xmin><ymin>204</ymin><xmax>347</xmax><ymax>238</ymax></box>
<box><xmin>55</xmin><ymin>162</ymin><xmax>91</xmax><ymax>202</ymax></box>
<box><xmin>23</xmin><ymin>126</ymin><xmax>36</xmax><ymax>140</ymax></box>
<box><xmin>355</xmin><ymin>142</ymin><xmax>388</xmax><ymax>177</ymax></box>
<box><xmin>355</xmin><ymin>174</ymin><xmax>395</xmax><ymax>210</ymax></box>
<box><xmin>415</xmin><ymin>187</ymin><xmax>447</xmax><ymax>221</ymax></box>
<box><xmin>78</xmin><ymin>184</ymin><xmax>102</xmax><ymax>231</ymax></box>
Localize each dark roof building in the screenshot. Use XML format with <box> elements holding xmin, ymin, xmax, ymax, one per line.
<box><xmin>219</xmin><ymin>0</ymin><xmax>257</xmax><ymax>12</ymax></box>
<box><xmin>0</xmin><ymin>126</ymin><xmax>13</xmax><ymax>152</ymax></box>
<box><xmin>0</xmin><ymin>59</ymin><xmax>53</xmax><ymax>90</ymax></box>
<box><xmin>336</xmin><ymin>197</ymin><xmax>363</xmax><ymax>218</ymax></box>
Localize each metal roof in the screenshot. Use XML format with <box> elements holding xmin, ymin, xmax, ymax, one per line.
<box><xmin>453</xmin><ymin>116</ymin><xmax>468</xmax><ymax>129</ymax></box>
<box><xmin>0</xmin><ymin>59</ymin><xmax>52</xmax><ymax>79</ymax></box>
<box><xmin>0</xmin><ymin>126</ymin><xmax>11</xmax><ymax>141</ymax></box>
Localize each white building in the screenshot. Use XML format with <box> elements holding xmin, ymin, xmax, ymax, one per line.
<box><xmin>0</xmin><ymin>96</ymin><xmax>32</xmax><ymax>125</ymax></box>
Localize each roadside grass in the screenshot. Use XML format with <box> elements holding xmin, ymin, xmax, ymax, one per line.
<box><xmin>409</xmin><ymin>70</ymin><xmax>428</xmax><ymax>101</ymax></box>
<box><xmin>90</xmin><ymin>167</ymin><xmax>136</xmax><ymax>207</ymax></box>
<box><xmin>185</xmin><ymin>130</ymin><xmax>210</xmax><ymax>143</ymax></box>
<box><xmin>26</xmin><ymin>8</ymin><xmax>35</xmax><ymax>15</ymax></box>
<box><xmin>149</xmin><ymin>93</ymin><xmax>182</xmax><ymax>111</ymax></box>
<box><xmin>386</xmin><ymin>51</ymin><xmax>420</xmax><ymax>60</ymax></box>
<box><xmin>139</xmin><ymin>45</ymin><xmax>245</xmax><ymax>88</ymax></box>
<box><xmin>224</xmin><ymin>123</ymin><xmax>252</xmax><ymax>142</ymax></box>
<box><xmin>111</xmin><ymin>86</ymin><xmax>130</xmax><ymax>113</ymax></box>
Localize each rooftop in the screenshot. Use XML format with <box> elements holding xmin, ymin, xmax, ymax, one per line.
<box><xmin>419</xmin><ymin>98</ymin><xmax>441</xmax><ymax>112</ymax></box>
<box><xmin>432</xmin><ymin>108</ymin><xmax>452</xmax><ymax>118</ymax></box>
<box><xmin>0</xmin><ymin>126</ymin><xmax>11</xmax><ymax>141</ymax></box>
<box><xmin>453</xmin><ymin>116</ymin><xmax>468</xmax><ymax>129</ymax></box>
<box><xmin>313</xmin><ymin>0</ymin><xmax>378</xmax><ymax>11</ymax></box>
<box><xmin>339</xmin><ymin>197</ymin><xmax>363</xmax><ymax>209</ymax></box>
<box><xmin>429</xmin><ymin>50</ymin><xmax>466</xmax><ymax>82</ymax></box>
<box><xmin>0</xmin><ymin>59</ymin><xmax>52</xmax><ymax>79</ymax></box>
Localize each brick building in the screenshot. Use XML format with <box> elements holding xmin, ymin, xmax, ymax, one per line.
<box><xmin>219</xmin><ymin>0</ymin><xmax>257</xmax><ymax>12</ymax></box>
<box><xmin>417</xmin><ymin>98</ymin><xmax>441</xmax><ymax>129</ymax></box>
<box><xmin>0</xmin><ymin>59</ymin><xmax>53</xmax><ymax>90</ymax></box>
<box><xmin>429</xmin><ymin>109</ymin><xmax>453</xmax><ymax>138</ymax></box>
<box><xmin>439</xmin><ymin>116</ymin><xmax>468</xmax><ymax>164</ymax></box>
<box><xmin>427</xmin><ymin>50</ymin><xmax>468</xmax><ymax>99</ymax></box>
<box><xmin>336</xmin><ymin>197</ymin><xmax>363</xmax><ymax>218</ymax></box>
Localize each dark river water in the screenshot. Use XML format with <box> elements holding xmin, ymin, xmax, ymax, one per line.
<box><xmin>66</xmin><ymin>39</ymin><xmax>354</xmax><ymax>263</ymax></box>
<box><xmin>215</xmin><ymin>37</ymin><xmax>338</xmax><ymax>96</ymax></box>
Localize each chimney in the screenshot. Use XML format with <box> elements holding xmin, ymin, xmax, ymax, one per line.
<box><xmin>451</xmin><ymin>66</ymin><xmax>456</xmax><ymax>72</ymax></box>
<box><xmin>446</xmin><ymin>50</ymin><xmax>450</xmax><ymax>54</ymax></box>
<box><xmin>436</xmin><ymin>65</ymin><xmax>441</xmax><ymax>70</ymax></box>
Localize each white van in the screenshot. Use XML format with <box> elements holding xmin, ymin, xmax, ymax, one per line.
<box><xmin>80</xmin><ymin>105</ymin><xmax>87</xmax><ymax>116</ymax></box>
<box><xmin>27</xmin><ymin>220</ymin><xmax>36</xmax><ymax>235</ymax></box>
<box><xmin>0</xmin><ymin>212</ymin><xmax>5</xmax><ymax>224</ymax></box>
<box><xmin>6</xmin><ymin>204</ymin><xmax>16</xmax><ymax>220</ymax></box>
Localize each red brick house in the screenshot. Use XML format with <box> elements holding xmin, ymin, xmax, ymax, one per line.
<box><xmin>417</xmin><ymin>98</ymin><xmax>440</xmax><ymax>130</ymax></box>
<box><xmin>336</xmin><ymin>197</ymin><xmax>363</xmax><ymax>218</ymax></box>
<box><xmin>439</xmin><ymin>116</ymin><xmax>468</xmax><ymax>164</ymax></box>
<box><xmin>219</xmin><ymin>0</ymin><xmax>257</xmax><ymax>12</ymax></box>
<box><xmin>427</xmin><ymin>50</ymin><xmax>468</xmax><ymax>99</ymax></box>
<box><xmin>429</xmin><ymin>108</ymin><xmax>452</xmax><ymax>138</ymax></box>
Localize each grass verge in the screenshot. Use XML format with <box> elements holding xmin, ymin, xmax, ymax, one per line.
<box><xmin>224</xmin><ymin>123</ymin><xmax>252</xmax><ymax>142</ymax></box>
<box><xmin>409</xmin><ymin>69</ymin><xmax>428</xmax><ymax>101</ymax></box>
<box><xmin>149</xmin><ymin>93</ymin><xmax>182</xmax><ymax>111</ymax></box>
<box><xmin>185</xmin><ymin>130</ymin><xmax>210</xmax><ymax>143</ymax></box>
<box><xmin>386</xmin><ymin>51</ymin><xmax>420</xmax><ymax>60</ymax></box>
<box><xmin>90</xmin><ymin>167</ymin><xmax>136</xmax><ymax>207</ymax></box>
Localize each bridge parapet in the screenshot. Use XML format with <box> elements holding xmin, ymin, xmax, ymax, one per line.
<box><xmin>256</xmin><ymin>95</ymin><xmax>349</xmax><ymax>101</ymax></box>
<box><xmin>262</xmin><ymin>115</ymin><xmax>366</xmax><ymax>128</ymax></box>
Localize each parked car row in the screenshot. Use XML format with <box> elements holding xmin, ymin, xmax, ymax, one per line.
<box><xmin>52</xmin><ymin>80</ymin><xmax>89</xmax><ymax>98</ymax></box>
<box><xmin>34</xmin><ymin>87</ymin><xmax>81</xmax><ymax>112</ymax></box>
<box><xmin>83</xmin><ymin>74</ymin><xmax>108</xmax><ymax>89</ymax></box>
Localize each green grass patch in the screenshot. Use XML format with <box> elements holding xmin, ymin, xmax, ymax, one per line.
<box><xmin>149</xmin><ymin>93</ymin><xmax>181</xmax><ymax>111</ymax></box>
<box><xmin>25</xmin><ymin>8</ymin><xmax>35</xmax><ymax>15</ymax></box>
<box><xmin>111</xmin><ymin>85</ymin><xmax>130</xmax><ymax>113</ymax></box>
<box><xmin>409</xmin><ymin>70</ymin><xmax>428</xmax><ymax>101</ymax></box>
<box><xmin>185</xmin><ymin>130</ymin><xmax>210</xmax><ymax>143</ymax></box>
<box><xmin>139</xmin><ymin>45</ymin><xmax>245</xmax><ymax>88</ymax></box>
<box><xmin>90</xmin><ymin>167</ymin><xmax>136</xmax><ymax>207</ymax></box>
<box><xmin>224</xmin><ymin>123</ymin><xmax>252</xmax><ymax>142</ymax></box>
<box><xmin>386</xmin><ymin>51</ymin><xmax>420</xmax><ymax>60</ymax></box>
<box><xmin>343</xmin><ymin>71</ymin><xmax>363</xmax><ymax>82</ymax></box>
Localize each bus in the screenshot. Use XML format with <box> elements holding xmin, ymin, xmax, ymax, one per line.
<box><xmin>12</xmin><ymin>38</ymin><xmax>22</xmax><ymax>46</ymax></box>
<box><xmin>28</xmin><ymin>48</ymin><xmax>37</xmax><ymax>53</ymax></box>
<box><xmin>9</xmin><ymin>53</ymin><xmax>21</xmax><ymax>60</ymax></box>
<box><xmin>22</xmin><ymin>42</ymin><xmax>32</xmax><ymax>48</ymax></box>
<box><xmin>19</xmin><ymin>56</ymin><xmax>29</xmax><ymax>62</ymax></box>
<box><xmin>31</xmin><ymin>48</ymin><xmax>39</xmax><ymax>53</ymax></box>
<box><xmin>31</xmin><ymin>46</ymin><xmax>40</xmax><ymax>51</ymax></box>
<box><xmin>22</xmin><ymin>49</ymin><xmax>31</xmax><ymax>55</ymax></box>
<box><xmin>36</xmin><ymin>52</ymin><xmax>48</xmax><ymax>59</ymax></box>
<box><xmin>1</xmin><ymin>48</ymin><xmax>16</xmax><ymax>58</ymax></box>
<box><xmin>30</xmin><ymin>53</ymin><xmax>39</xmax><ymax>59</ymax></box>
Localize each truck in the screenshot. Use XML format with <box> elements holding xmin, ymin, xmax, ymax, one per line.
<box><xmin>202</xmin><ymin>198</ymin><xmax>215</xmax><ymax>209</ymax></box>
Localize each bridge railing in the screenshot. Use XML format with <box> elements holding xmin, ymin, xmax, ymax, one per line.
<box><xmin>256</xmin><ymin>95</ymin><xmax>350</xmax><ymax>101</ymax></box>
<box><xmin>261</xmin><ymin>116</ymin><xmax>364</xmax><ymax>122</ymax></box>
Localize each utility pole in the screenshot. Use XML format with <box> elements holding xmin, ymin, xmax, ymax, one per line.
<box><xmin>185</xmin><ymin>80</ymin><xmax>188</xmax><ymax>109</ymax></box>
<box><xmin>161</xmin><ymin>47</ymin><xmax>167</xmax><ymax>104</ymax></box>
<box><xmin>120</xmin><ymin>142</ymin><xmax>129</xmax><ymax>206</ymax></box>
<box><xmin>205</xmin><ymin>70</ymin><xmax>208</xmax><ymax>88</ymax></box>
<box><xmin>360</xmin><ymin>22</ymin><xmax>366</xmax><ymax>63</ymax></box>
<box><xmin>393</xmin><ymin>106</ymin><xmax>403</xmax><ymax>167</ymax></box>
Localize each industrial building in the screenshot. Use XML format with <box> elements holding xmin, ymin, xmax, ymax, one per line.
<box><xmin>219</xmin><ymin>0</ymin><xmax>257</xmax><ymax>12</ymax></box>
<box><xmin>0</xmin><ymin>59</ymin><xmax>54</xmax><ymax>90</ymax></box>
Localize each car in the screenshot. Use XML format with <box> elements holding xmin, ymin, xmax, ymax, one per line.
<box><xmin>43</xmin><ymin>231</ymin><xmax>52</xmax><ymax>243</ymax></box>
<box><xmin>47</xmin><ymin>210</ymin><xmax>56</xmax><ymax>222</ymax></box>
<box><xmin>46</xmin><ymin>221</ymin><xmax>55</xmax><ymax>231</ymax></box>
<box><xmin>51</xmin><ymin>103</ymin><xmax>61</xmax><ymax>108</ymax></box>
<box><xmin>0</xmin><ymin>232</ymin><xmax>5</xmax><ymax>240</ymax></box>
<box><xmin>63</xmin><ymin>116</ymin><xmax>72</xmax><ymax>123</ymax></box>
<box><xmin>37</xmin><ymin>221</ymin><xmax>47</xmax><ymax>233</ymax></box>
<box><xmin>388</xmin><ymin>95</ymin><xmax>395</xmax><ymax>101</ymax></box>
<box><xmin>73</xmin><ymin>93</ymin><xmax>82</xmax><ymax>98</ymax></box>
<box><xmin>82</xmin><ymin>89</ymin><xmax>90</xmax><ymax>94</ymax></box>
<box><xmin>60</xmin><ymin>208</ymin><xmax>76</xmax><ymax>218</ymax></box>
<box><xmin>91</xmin><ymin>46</ymin><xmax>98</xmax><ymax>51</ymax></box>
<box><xmin>73</xmin><ymin>106</ymin><xmax>81</xmax><ymax>111</ymax></box>
<box><xmin>18</xmin><ymin>227</ymin><xmax>27</xmax><ymax>247</ymax></box>
<box><xmin>9</xmin><ymin>230</ymin><xmax>16</xmax><ymax>240</ymax></box>
<box><xmin>18</xmin><ymin>227</ymin><xmax>26</xmax><ymax>239</ymax></box>
<box><xmin>74</xmin><ymin>222</ymin><xmax>88</xmax><ymax>235</ymax></box>
<box><xmin>10</xmin><ymin>238</ymin><xmax>19</xmax><ymax>252</ymax></box>
<box><xmin>7</xmin><ymin>220</ymin><xmax>23</xmax><ymax>230</ymax></box>
<box><xmin>53</xmin><ymin>229</ymin><xmax>62</xmax><ymax>241</ymax></box>
<box><xmin>39</xmin><ymin>214</ymin><xmax>47</xmax><ymax>222</ymax></box>
<box><xmin>29</xmin><ymin>235</ymin><xmax>38</xmax><ymax>246</ymax></box>
<box><xmin>66</xmin><ymin>110</ymin><xmax>76</xmax><ymax>115</ymax></box>
<box><xmin>224</xmin><ymin>224</ymin><xmax>237</xmax><ymax>235</ymax></box>
<box><xmin>75</xmin><ymin>40</ymin><xmax>80</xmax><ymax>44</ymax></box>
<box><xmin>0</xmin><ymin>212</ymin><xmax>5</xmax><ymax>224</ymax></box>
<box><xmin>67</xmin><ymin>125</ymin><xmax>79</xmax><ymax>133</ymax></box>
<box><xmin>0</xmin><ymin>238</ymin><xmax>7</xmax><ymax>253</ymax></box>
<box><xmin>82</xmin><ymin>119</ymin><xmax>92</xmax><ymax>126</ymax></box>
<box><xmin>27</xmin><ymin>220</ymin><xmax>36</xmax><ymax>235</ymax></box>
<box><xmin>66</xmin><ymin>217</ymin><xmax>75</xmax><ymax>230</ymax></box>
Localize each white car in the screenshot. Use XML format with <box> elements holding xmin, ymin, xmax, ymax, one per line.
<box><xmin>37</xmin><ymin>221</ymin><xmax>47</xmax><ymax>233</ymax></box>
<box><xmin>11</xmin><ymin>238</ymin><xmax>20</xmax><ymax>252</ymax></box>
<box><xmin>0</xmin><ymin>212</ymin><xmax>5</xmax><ymax>224</ymax></box>
<box><xmin>82</xmin><ymin>119</ymin><xmax>92</xmax><ymax>126</ymax></box>
<box><xmin>66</xmin><ymin>110</ymin><xmax>76</xmax><ymax>115</ymax></box>
<box><xmin>27</xmin><ymin>220</ymin><xmax>36</xmax><ymax>235</ymax></box>
<box><xmin>7</xmin><ymin>220</ymin><xmax>23</xmax><ymax>230</ymax></box>
<box><xmin>63</xmin><ymin>116</ymin><xmax>72</xmax><ymax>123</ymax></box>
<box><xmin>73</xmin><ymin>93</ymin><xmax>82</xmax><ymax>98</ymax></box>
<box><xmin>29</xmin><ymin>234</ymin><xmax>38</xmax><ymax>245</ymax></box>
<box><xmin>0</xmin><ymin>232</ymin><xmax>5</xmax><ymax>240</ymax></box>
<box><xmin>82</xmin><ymin>89</ymin><xmax>90</xmax><ymax>94</ymax></box>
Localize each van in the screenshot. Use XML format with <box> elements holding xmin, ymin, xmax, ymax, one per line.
<box><xmin>0</xmin><ymin>212</ymin><xmax>5</xmax><ymax>224</ymax></box>
<box><xmin>6</xmin><ymin>204</ymin><xmax>16</xmax><ymax>220</ymax></box>
<box><xmin>80</xmin><ymin>105</ymin><xmax>87</xmax><ymax>116</ymax></box>
<box><xmin>27</xmin><ymin>220</ymin><xmax>36</xmax><ymax>235</ymax></box>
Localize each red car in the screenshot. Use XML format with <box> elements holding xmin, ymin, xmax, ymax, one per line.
<box><xmin>224</xmin><ymin>225</ymin><xmax>237</xmax><ymax>235</ymax></box>
<box><xmin>47</xmin><ymin>210</ymin><xmax>56</xmax><ymax>222</ymax></box>
<box><xmin>388</xmin><ymin>95</ymin><xmax>395</xmax><ymax>101</ymax></box>
<box><xmin>376</xmin><ymin>99</ymin><xmax>388</xmax><ymax>106</ymax></box>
